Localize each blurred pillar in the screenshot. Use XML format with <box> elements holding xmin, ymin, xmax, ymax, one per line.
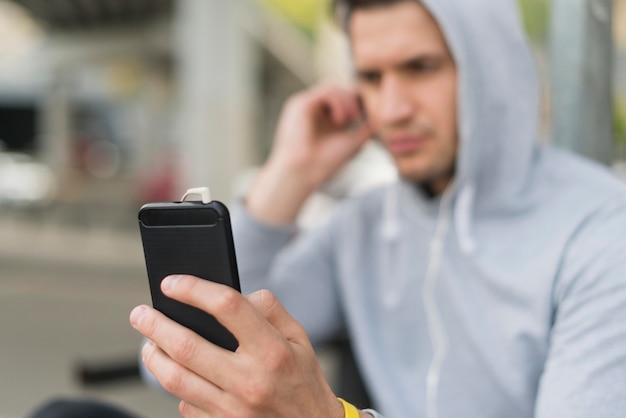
<box><xmin>174</xmin><ymin>0</ymin><xmax>259</xmax><ymax>202</ymax></box>
<box><xmin>40</xmin><ymin>66</ymin><xmax>73</xmax><ymax>178</ymax></box>
<box><xmin>550</xmin><ymin>0</ymin><xmax>614</xmax><ymax>164</ymax></box>
<box><xmin>131</xmin><ymin>60</ymin><xmax>172</xmax><ymax>174</ymax></box>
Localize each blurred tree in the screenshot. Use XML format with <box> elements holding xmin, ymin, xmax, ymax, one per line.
<box><xmin>256</xmin><ymin>0</ymin><xmax>329</xmax><ymax>37</ymax></box>
<box><xmin>259</xmin><ymin>0</ymin><xmax>552</xmax><ymax>41</ymax></box>
<box><xmin>517</xmin><ymin>0</ymin><xmax>550</xmax><ymax>42</ymax></box>
<box><xmin>616</xmin><ymin>99</ymin><xmax>626</xmax><ymax>144</ymax></box>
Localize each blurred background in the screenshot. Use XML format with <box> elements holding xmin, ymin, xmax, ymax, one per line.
<box><xmin>0</xmin><ymin>0</ymin><xmax>624</xmax><ymax>417</ymax></box>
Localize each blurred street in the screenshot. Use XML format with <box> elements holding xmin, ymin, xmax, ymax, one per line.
<box><xmin>0</xmin><ymin>178</ymin><xmax>179</xmax><ymax>418</ymax></box>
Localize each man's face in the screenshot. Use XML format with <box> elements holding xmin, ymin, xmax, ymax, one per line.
<box><xmin>351</xmin><ymin>1</ymin><xmax>458</xmax><ymax>194</ymax></box>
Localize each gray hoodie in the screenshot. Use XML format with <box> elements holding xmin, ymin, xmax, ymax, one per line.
<box><xmin>233</xmin><ymin>0</ymin><xmax>626</xmax><ymax>417</ymax></box>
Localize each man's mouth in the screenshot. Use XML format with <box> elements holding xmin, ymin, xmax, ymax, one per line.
<box><xmin>386</xmin><ymin>135</ymin><xmax>429</xmax><ymax>155</ymax></box>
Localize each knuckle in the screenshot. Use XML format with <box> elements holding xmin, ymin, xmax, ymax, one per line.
<box><xmin>171</xmin><ymin>335</ymin><xmax>196</xmax><ymax>363</ymax></box>
<box><xmin>141</xmin><ymin>343</ymin><xmax>155</xmax><ymax>368</ymax></box>
<box><xmin>180</xmin><ymin>275</ymin><xmax>199</xmax><ymax>294</ymax></box>
<box><xmin>258</xmin><ymin>288</ymin><xmax>278</xmax><ymax>304</ymax></box>
<box><xmin>240</xmin><ymin>377</ymin><xmax>273</xmax><ymax>407</ymax></box>
<box><xmin>265</xmin><ymin>341</ymin><xmax>292</xmax><ymax>372</ymax></box>
<box><xmin>290</xmin><ymin>320</ymin><xmax>308</xmax><ymax>339</ymax></box>
<box><xmin>161</xmin><ymin>367</ymin><xmax>185</xmax><ymax>394</ymax></box>
<box><xmin>213</xmin><ymin>287</ymin><xmax>242</xmax><ymax>315</ymax></box>
<box><xmin>253</xmin><ymin>289</ymin><xmax>278</xmax><ymax>312</ymax></box>
<box><xmin>178</xmin><ymin>401</ymin><xmax>191</xmax><ymax>417</ymax></box>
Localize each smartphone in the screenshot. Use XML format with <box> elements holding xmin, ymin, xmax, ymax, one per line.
<box><xmin>138</xmin><ymin>199</ymin><xmax>240</xmax><ymax>351</ymax></box>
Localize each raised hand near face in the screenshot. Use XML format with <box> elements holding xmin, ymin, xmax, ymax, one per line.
<box><xmin>246</xmin><ymin>83</ymin><xmax>371</xmax><ymax>225</ymax></box>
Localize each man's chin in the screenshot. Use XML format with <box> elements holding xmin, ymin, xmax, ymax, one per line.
<box><xmin>397</xmin><ymin>169</ymin><xmax>454</xmax><ymax>196</ymax></box>
<box><xmin>395</xmin><ymin>163</ymin><xmax>427</xmax><ymax>182</ymax></box>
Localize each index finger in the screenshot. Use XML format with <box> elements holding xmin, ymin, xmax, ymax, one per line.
<box><xmin>308</xmin><ymin>84</ymin><xmax>362</xmax><ymax>126</ymax></box>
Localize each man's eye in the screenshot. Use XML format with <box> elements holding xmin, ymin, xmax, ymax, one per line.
<box><xmin>358</xmin><ymin>72</ymin><xmax>382</xmax><ymax>84</ymax></box>
<box><xmin>407</xmin><ymin>60</ymin><xmax>438</xmax><ymax>73</ymax></box>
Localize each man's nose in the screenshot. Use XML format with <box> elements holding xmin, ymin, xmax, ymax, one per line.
<box><xmin>377</xmin><ymin>76</ymin><xmax>414</xmax><ymax>125</ymax></box>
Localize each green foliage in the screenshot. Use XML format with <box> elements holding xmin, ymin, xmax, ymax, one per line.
<box><xmin>260</xmin><ymin>0</ymin><xmax>551</xmax><ymax>41</ymax></box>
<box><xmin>256</xmin><ymin>0</ymin><xmax>329</xmax><ymax>36</ymax></box>
<box><xmin>517</xmin><ymin>0</ymin><xmax>550</xmax><ymax>41</ymax></box>
<box><xmin>616</xmin><ymin>98</ymin><xmax>626</xmax><ymax>143</ymax></box>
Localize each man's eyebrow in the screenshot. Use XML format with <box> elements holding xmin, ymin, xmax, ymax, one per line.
<box><xmin>397</xmin><ymin>53</ymin><xmax>448</xmax><ymax>68</ymax></box>
<box><xmin>355</xmin><ymin>52</ymin><xmax>449</xmax><ymax>73</ymax></box>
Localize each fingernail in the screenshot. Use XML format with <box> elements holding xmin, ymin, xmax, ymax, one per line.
<box><xmin>130</xmin><ymin>305</ymin><xmax>147</xmax><ymax>327</ymax></box>
<box><xmin>162</xmin><ymin>275</ymin><xmax>181</xmax><ymax>293</ymax></box>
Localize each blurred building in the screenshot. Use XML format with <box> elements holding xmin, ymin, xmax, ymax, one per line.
<box><xmin>0</xmin><ymin>0</ymin><xmax>327</xmax><ymax>205</ymax></box>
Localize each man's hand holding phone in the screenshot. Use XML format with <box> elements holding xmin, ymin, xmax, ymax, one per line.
<box><xmin>130</xmin><ymin>275</ymin><xmax>346</xmax><ymax>418</ymax></box>
<box><xmin>246</xmin><ymin>83</ymin><xmax>371</xmax><ymax>225</ymax></box>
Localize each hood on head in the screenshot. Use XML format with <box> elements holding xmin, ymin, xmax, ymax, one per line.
<box><xmin>419</xmin><ymin>0</ymin><xmax>541</xmax><ymax>214</ymax></box>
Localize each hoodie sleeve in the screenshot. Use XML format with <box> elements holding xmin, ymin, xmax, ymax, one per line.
<box><xmin>231</xmin><ymin>202</ymin><xmax>344</xmax><ymax>345</ymax></box>
<box><xmin>534</xmin><ymin>201</ymin><xmax>626</xmax><ymax>418</ymax></box>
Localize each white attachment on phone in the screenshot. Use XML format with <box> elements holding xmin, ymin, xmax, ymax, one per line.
<box><xmin>181</xmin><ymin>187</ymin><xmax>212</xmax><ymax>204</ymax></box>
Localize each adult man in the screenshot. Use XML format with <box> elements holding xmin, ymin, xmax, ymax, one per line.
<box><xmin>130</xmin><ymin>0</ymin><xmax>626</xmax><ymax>417</ymax></box>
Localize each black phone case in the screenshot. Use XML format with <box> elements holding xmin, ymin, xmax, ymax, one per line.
<box><xmin>138</xmin><ymin>200</ymin><xmax>241</xmax><ymax>351</ymax></box>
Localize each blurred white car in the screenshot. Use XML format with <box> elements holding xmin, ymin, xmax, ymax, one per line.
<box><xmin>0</xmin><ymin>152</ymin><xmax>57</xmax><ymax>207</ymax></box>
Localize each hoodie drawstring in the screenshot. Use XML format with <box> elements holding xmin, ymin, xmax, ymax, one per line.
<box><xmin>380</xmin><ymin>185</ymin><xmax>403</xmax><ymax>307</ymax></box>
<box><xmin>382</xmin><ymin>185</ymin><xmax>400</xmax><ymax>241</ymax></box>
<box><xmin>381</xmin><ymin>183</ymin><xmax>475</xmax><ymax>418</ymax></box>
<box><xmin>455</xmin><ymin>184</ymin><xmax>477</xmax><ymax>254</ymax></box>
<box><xmin>423</xmin><ymin>189</ymin><xmax>453</xmax><ymax>418</ymax></box>
<box><xmin>424</xmin><ymin>183</ymin><xmax>476</xmax><ymax>418</ymax></box>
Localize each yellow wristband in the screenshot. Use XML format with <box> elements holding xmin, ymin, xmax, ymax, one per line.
<box><xmin>338</xmin><ymin>398</ymin><xmax>360</xmax><ymax>418</ymax></box>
